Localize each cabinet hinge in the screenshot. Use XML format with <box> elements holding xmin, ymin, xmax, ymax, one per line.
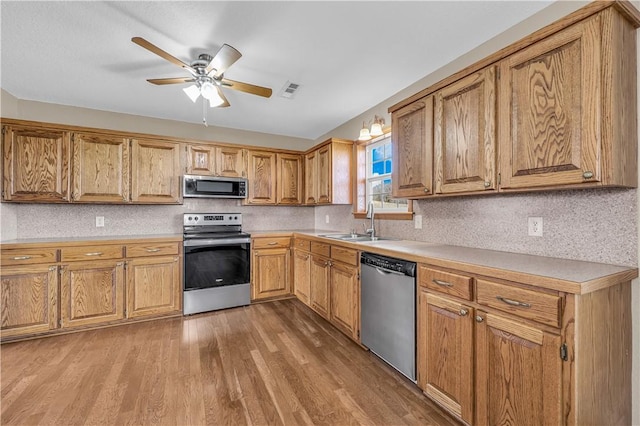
<box><xmin>498</xmin><ymin>172</ymin><xmax>501</xmax><ymax>186</ymax></box>
<box><xmin>1</xmin><ymin>127</ymin><xmax>5</xmax><ymax>135</ymax></box>
<box><xmin>357</xmin><ymin>330</ymin><xmax>360</xmax><ymax>338</ymax></box>
<box><xmin>560</xmin><ymin>343</ymin><xmax>568</xmax><ymax>361</ymax></box>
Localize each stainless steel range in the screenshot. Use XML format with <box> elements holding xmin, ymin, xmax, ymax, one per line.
<box><xmin>183</xmin><ymin>213</ymin><xmax>251</xmax><ymax>315</ymax></box>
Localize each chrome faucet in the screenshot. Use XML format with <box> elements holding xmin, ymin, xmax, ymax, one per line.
<box><xmin>365</xmin><ymin>201</ymin><xmax>375</xmax><ymax>240</ymax></box>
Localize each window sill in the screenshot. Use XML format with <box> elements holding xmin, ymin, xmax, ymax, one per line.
<box><xmin>353</xmin><ymin>212</ymin><xmax>414</xmax><ymax>221</ymax></box>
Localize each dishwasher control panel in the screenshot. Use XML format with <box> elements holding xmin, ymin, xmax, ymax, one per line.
<box><xmin>360</xmin><ymin>252</ymin><xmax>416</xmax><ymax>277</ymax></box>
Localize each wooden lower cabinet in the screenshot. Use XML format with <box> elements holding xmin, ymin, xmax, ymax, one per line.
<box><xmin>417</xmin><ymin>290</ymin><xmax>474</xmax><ymax>424</ymax></box>
<box><xmin>329</xmin><ymin>261</ymin><xmax>359</xmax><ymax>340</ymax></box>
<box><xmin>293</xmin><ymin>249</ymin><xmax>311</xmax><ymax>305</ymax></box>
<box><xmin>126</xmin><ymin>256</ymin><xmax>181</xmax><ymax>318</ymax></box>
<box><xmin>0</xmin><ymin>264</ymin><xmax>59</xmax><ymax>338</ymax></box>
<box><xmin>475</xmin><ymin>311</ymin><xmax>562</xmax><ymax>425</ymax></box>
<box><xmin>309</xmin><ymin>255</ymin><xmax>330</xmax><ymax>318</ymax></box>
<box><xmin>60</xmin><ymin>260</ymin><xmax>125</xmax><ymax>328</ymax></box>
<box><xmin>252</xmin><ymin>247</ymin><xmax>291</xmax><ymax>300</ymax></box>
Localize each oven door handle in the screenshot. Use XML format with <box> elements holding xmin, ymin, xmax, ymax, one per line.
<box><xmin>184</xmin><ymin>238</ymin><xmax>251</xmax><ymax>247</ymax></box>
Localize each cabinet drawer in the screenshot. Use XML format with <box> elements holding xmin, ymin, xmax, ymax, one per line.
<box><xmin>476</xmin><ymin>279</ymin><xmax>561</xmax><ymax>327</ymax></box>
<box><xmin>1</xmin><ymin>248</ymin><xmax>58</xmax><ymax>266</ymax></box>
<box><xmin>293</xmin><ymin>238</ymin><xmax>311</xmax><ymax>251</ymax></box>
<box><xmin>419</xmin><ymin>266</ymin><xmax>473</xmax><ymax>300</ymax></box>
<box><xmin>126</xmin><ymin>242</ymin><xmax>179</xmax><ymax>258</ymax></box>
<box><xmin>61</xmin><ymin>245</ymin><xmax>124</xmax><ymax>262</ymax></box>
<box><xmin>331</xmin><ymin>246</ymin><xmax>358</xmax><ymax>266</ymax></box>
<box><xmin>253</xmin><ymin>237</ymin><xmax>291</xmax><ymax>249</ymax></box>
<box><xmin>310</xmin><ymin>241</ymin><xmax>330</xmax><ymax>257</ymax></box>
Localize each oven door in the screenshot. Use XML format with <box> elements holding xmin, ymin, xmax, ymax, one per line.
<box><xmin>183</xmin><ymin>239</ymin><xmax>250</xmax><ymax>291</ymax></box>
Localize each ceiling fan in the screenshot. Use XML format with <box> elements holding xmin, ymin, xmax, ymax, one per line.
<box><xmin>131</xmin><ymin>37</ymin><xmax>272</xmax><ymax>111</ymax></box>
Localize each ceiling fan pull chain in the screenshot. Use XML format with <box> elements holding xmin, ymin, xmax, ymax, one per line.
<box><xmin>202</xmin><ymin>97</ymin><xmax>208</xmax><ymax>127</ymax></box>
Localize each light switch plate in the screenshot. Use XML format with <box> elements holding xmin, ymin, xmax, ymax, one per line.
<box><xmin>414</xmin><ymin>215</ymin><xmax>423</xmax><ymax>229</ymax></box>
<box><xmin>96</xmin><ymin>216</ymin><xmax>105</xmax><ymax>227</ymax></box>
<box><xmin>528</xmin><ymin>217</ymin><xmax>543</xmax><ymax>236</ymax></box>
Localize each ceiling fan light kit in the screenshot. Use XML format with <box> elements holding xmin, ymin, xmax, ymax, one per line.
<box><xmin>131</xmin><ymin>37</ymin><xmax>273</xmax><ymax>123</ymax></box>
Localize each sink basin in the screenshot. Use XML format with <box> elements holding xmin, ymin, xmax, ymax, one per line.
<box><xmin>319</xmin><ymin>233</ymin><xmax>395</xmax><ymax>242</ymax></box>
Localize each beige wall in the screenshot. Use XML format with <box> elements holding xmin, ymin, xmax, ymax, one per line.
<box><xmin>1</xmin><ymin>89</ymin><xmax>315</xmax><ymax>152</ymax></box>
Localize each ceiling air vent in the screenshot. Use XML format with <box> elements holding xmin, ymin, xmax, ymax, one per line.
<box><xmin>279</xmin><ymin>81</ymin><xmax>301</xmax><ymax>99</ymax></box>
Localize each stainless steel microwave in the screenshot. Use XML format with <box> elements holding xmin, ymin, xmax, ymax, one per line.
<box><xmin>183</xmin><ymin>175</ymin><xmax>247</xmax><ymax>199</ymax></box>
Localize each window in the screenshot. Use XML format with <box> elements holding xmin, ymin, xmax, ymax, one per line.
<box><xmin>365</xmin><ymin>135</ymin><xmax>408</xmax><ymax>212</ymax></box>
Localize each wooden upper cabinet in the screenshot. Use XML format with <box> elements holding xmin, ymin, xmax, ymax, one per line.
<box><xmin>277</xmin><ymin>153</ymin><xmax>303</xmax><ymax>205</ymax></box>
<box><xmin>216</xmin><ymin>146</ymin><xmax>245</xmax><ymax>178</ymax></box>
<box><xmin>2</xmin><ymin>125</ymin><xmax>70</xmax><ymax>202</ymax></box>
<box><xmin>434</xmin><ymin>67</ymin><xmax>496</xmax><ymax>194</ymax></box>
<box><xmin>499</xmin><ymin>15</ymin><xmax>602</xmax><ymax>189</ymax></box>
<box><xmin>305</xmin><ymin>139</ymin><xmax>353</xmax><ymax>205</ymax></box>
<box><xmin>304</xmin><ymin>150</ymin><xmax>318</xmax><ymax>204</ymax></box>
<box><xmin>71</xmin><ymin>132</ymin><xmax>130</xmax><ymax>203</ymax></box>
<box><xmin>392</xmin><ymin>96</ymin><xmax>434</xmax><ymax>198</ymax></box>
<box><xmin>185</xmin><ymin>144</ymin><xmax>216</xmax><ymax>176</ymax></box>
<box><xmin>246</xmin><ymin>150</ymin><xmax>277</xmax><ymax>205</ymax></box>
<box><xmin>131</xmin><ymin>138</ymin><xmax>181</xmax><ymax>204</ymax></box>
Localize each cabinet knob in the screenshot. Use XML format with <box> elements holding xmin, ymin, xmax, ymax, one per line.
<box><xmin>459</xmin><ymin>308</ymin><xmax>468</xmax><ymax>316</ymax></box>
<box><xmin>583</xmin><ymin>171</ymin><xmax>594</xmax><ymax>179</ymax></box>
<box><xmin>424</xmin><ymin>188</ymin><xmax>429</xmax><ymax>193</ymax></box>
<box><xmin>484</xmin><ymin>181</ymin><xmax>491</xmax><ymax>188</ymax></box>
<box><xmin>475</xmin><ymin>315</ymin><xmax>484</xmax><ymax>323</ymax></box>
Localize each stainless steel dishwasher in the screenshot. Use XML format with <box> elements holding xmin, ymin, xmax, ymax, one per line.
<box><xmin>360</xmin><ymin>252</ymin><xmax>417</xmax><ymax>382</ymax></box>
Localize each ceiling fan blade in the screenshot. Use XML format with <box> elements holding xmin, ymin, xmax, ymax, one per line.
<box><xmin>221</xmin><ymin>78</ymin><xmax>272</xmax><ymax>98</ymax></box>
<box><xmin>132</xmin><ymin>37</ymin><xmax>196</xmax><ymax>75</ymax></box>
<box><xmin>206</xmin><ymin>44</ymin><xmax>242</xmax><ymax>77</ymax></box>
<box><xmin>215</xmin><ymin>87</ymin><xmax>231</xmax><ymax>108</ymax></box>
<box><xmin>147</xmin><ymin>77</ymin><xmax>195</xmax><ymax>85</ymax></box>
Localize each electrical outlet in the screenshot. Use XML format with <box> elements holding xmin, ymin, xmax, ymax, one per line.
<box><xmin>325</xmin><ymin>214</ymin><xmax>330</xmax><ymax>224</ymax></box>
<box><xmin>414</xmin><ymin>215</ymin><xmax>423</xmax><ymax>229</ymax></box>
<box><xmin>528</xmin><ymin>217</ymin><xmax>543</xmax><ymax>237</ymax></box>
<box><xmin>95</xmin><ymin>216</ymin><xmax>105</xmax><ymax>227</ymax></box>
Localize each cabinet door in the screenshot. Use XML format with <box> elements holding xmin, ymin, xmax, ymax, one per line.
<box><xmin>252</xmin><ymin>248</ymin><xmax>290</xmax><ymax>300</ymax></box>
<box><xmin>277</xmin><ymin>153</ymin><xmax>303</xmax><ymax>205</ymax></box>
<box><xmin>186</xmin><ymin>144</ymin><xmax>216</xmax><ymax>176</ymax></box>
<box><xmin>246</xmin><ymin>150</ymin><xmax>277</xmax><ymax>205</ymax></box>
<box><xmin>216</xmin><ymin>146</ymin><xmax>245</xmax><ymax>178</ymax></box>
<box><xmin>309</xmin><ymin>255</ymin><xmax>330</xmax><ymax>318</ymax></box>
<box><xmin>317</xmin><ymin>145</ymin><xmax>332</xmax><ymax>204</ymax></box>
<box><xmin>329</xmin><ymin>261</ymin><xmax>359</xmax><ymax>340</ymax></box>
<box><xmin>418</xmin><ymin>290</ymin><xmax>473</xmax><ymax>424</ymax></box>
<box><xmin>304</xmin><ymin>151</ymin><xmax>318</xmax><ymax>205</ymax></box>
<box><xmin>293</xmin><ymin>249</ymin><xmax>311</xmax><ymax>305</ymax></box>
<box><xmin>126</xmin><ymin>256</ymin><xmax>181</xmax><ymax>318</ymax></box>
<box><xmin>2</xmin><ymin>125</ymin><xmax>70</xmax><ymax>202</ymax></box>
<box><xmin>60</xmin><ymin>260</ymin><xmax>125</xmax><ymax>328</ymax></box>
<box><xmin>71</xmin><ymin>132</ymin><xmax>130</xmax><ymax>203</ymax></box>
<box><xmin>1</xmin><ymin>264</ymin><xmax>58</xmax><ymax>339</ymax></box>
<box><xmin>392</xmin><ymin>96</ymin><xmax>434</xmax><ymax>198</ymax></box>
<box><xmin>498</xmin><ymin>15</ymin><xmax>601</xmax><ymax>189</ymax></box>
<box><xmin>434</xmin><ymin>67</ymin><xmax>496</xmax><ymax>194</ymax></box>
<box><xmin>131</xmin><ymin>138</ymin><xmax>181</xmax><ymax>203</ymax></box>
<box><xmin>475</xmin><ymin>311</ymin><xmax>562</xmax><ymax>425</ymax></box>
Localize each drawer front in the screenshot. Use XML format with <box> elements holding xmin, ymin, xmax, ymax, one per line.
<box><xmin>293</xmin><ymin>238</ymin><xmax>311</xmax><ymax>251</ymax></box>
<box><xmin>310</xmin><ymin>241</ymin><xmax>330</xmax><ymax>257</ymax></box>
<box><xmin>61</xmin><ymin>245</ymin><xmax>124</xmax><ymax>262</ymax></box>
<box><xmin>476</xmin><ymin>279</ymin><xmax>561</xmax><ymax>327</ymax></box>
<box><xmin>126</xmin><ymin>242</ymin><xmax>180</xmax><ymax>258</ymax></box>
<box><xmin>331</xmin><ymin>246</ymin><xmax>358</xmax><ymax>266</ymax></box>
<box><xmin>419</xmin><ymin>266</ymin><xmax>473</xmax><ymax>300</ymax></box>
<box><xmin>1</xmin><ymin>248</ymin><xmax>58</xmax><ymax>266</ymax></box>
<box><xmin>253</xmin><ymin>237</ymin><xmax>291</xmax><ymax>249</ymax></box>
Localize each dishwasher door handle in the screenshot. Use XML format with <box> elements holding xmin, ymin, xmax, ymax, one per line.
<box><xmin>374</xmin><ymin>266</ymin><xmax>406</xmax><ymax>276</ymax></box>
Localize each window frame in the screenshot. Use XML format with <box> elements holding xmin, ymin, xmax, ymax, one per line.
<box><xmin>353</xmin><ymin>129</ymin><xmax>413</xmax><ymax>221</ymax></box>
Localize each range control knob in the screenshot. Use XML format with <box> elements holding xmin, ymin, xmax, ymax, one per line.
<box><xmin>234</xmin><ymin>216</ymin><xmax>238</xmax><ymax>220</ymax></box>
<box><xmin>188</xmin><ymin>216</ymin><xmax>193</xmax><ymax>221</ymax></box>
<box><xmin>229</xmin><ymin>216</ymin><xmax>233</xmax><ymax>220</ymax></box>
<box><xmin>194</xmin><ymin>217</ymin><xmax>199</xmax><ymax>221</ymax></box>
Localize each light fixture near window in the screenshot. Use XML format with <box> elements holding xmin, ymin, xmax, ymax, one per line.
<box><xmin>358</xmin><ymin>115</ymin><xmax>386</xmax><ymax>141</ymax></box>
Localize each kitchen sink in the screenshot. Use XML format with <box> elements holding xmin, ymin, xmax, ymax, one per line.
<box><xmin>319</xmin><ymin>233</ymin><xmax>395</xmax><ymax>242</ymax></box>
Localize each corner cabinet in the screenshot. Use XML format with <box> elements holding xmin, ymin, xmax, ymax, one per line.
<box><xmin>2</xmin><ymin>124</ymin><xmax>71</xmax><ymax>202</ymax></box>
<box><xmin>498</xmin><ymin>8</ymin><xmax>637</xmax><ymax>190</ymax></box>
<box><xmin>391</xmin><ymin>96</ymin><xmax>434</xmax><ymax>198</ymax></box>
<box><xmin>304</xmin><ymin>139</ymin><xmax>353</xmax><ymax>205</ymax></box>
<box><xmin>434</xmin><ymin>67</ymin><xmax>496</xmax><ymax>194</ymax></box>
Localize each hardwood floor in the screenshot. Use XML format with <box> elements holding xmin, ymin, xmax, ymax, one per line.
<box><xmin>1</xmin><ymin>299</ymin><xmax>459</xmax><ymax>425</ymax></box>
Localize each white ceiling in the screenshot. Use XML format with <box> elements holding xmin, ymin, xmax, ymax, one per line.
<box><xmin>1</xmin><ymin>1</ymin><xmax>553</xmax><ymax>140</ymax></box>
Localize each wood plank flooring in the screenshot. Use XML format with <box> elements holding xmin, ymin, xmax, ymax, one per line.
<box><xmin>1</xmin><ymin>299</ymin><xmax>460</xmax><ymax>425</ymax></box>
